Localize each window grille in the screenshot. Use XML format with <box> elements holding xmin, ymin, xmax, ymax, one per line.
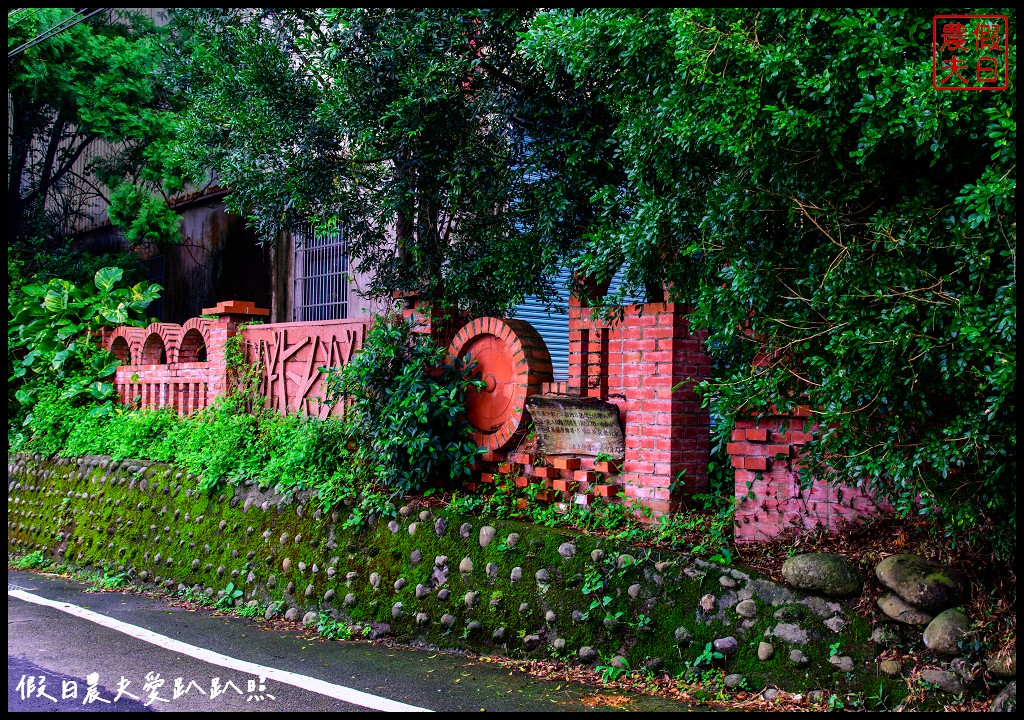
<box><xmin>292</xmin><ymin>225</ymin><xmax>348</xmax><ymax>321</ymax></box>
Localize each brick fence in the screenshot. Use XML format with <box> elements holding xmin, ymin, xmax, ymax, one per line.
<box><xmin>100</xmin><ymin>297</ymin><xmax>891</xmax><ymax>538</ymax></box>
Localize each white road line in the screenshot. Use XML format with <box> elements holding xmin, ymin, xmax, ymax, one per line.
<box><xmin>8</xmin><ymin>588</ymin><xmax>432</xmax><ymax>713</ymax></box>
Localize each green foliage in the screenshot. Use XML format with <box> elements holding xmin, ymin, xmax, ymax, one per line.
<box><xmin>7</xmin><ymin>9</ymin><xmax>181</xmax><ymax>254</ymax></box>
<box><xmin>215</xmin><ymin>581</ymin><xmax>243</xmax><ymax>609</ymax></box>
<box><xmin>524</xmin><ymin>8</ymin><xmax>1016</xmax><ymax>557</ymax></box>
<box><xmin>163</xmin><ymin>8</ymin><xmax>613</xmax><ymax>316</ymax></box>
<box><xmin>595</xmin><ymin>654</ymin><xmax>629</xmax><ymax>684</ymax></box>
<box><xmin>106</xmin><ymin>183</ymin><xmax>182</xmax><ymax>247</ymax></box>
<box><xmin>319</xmin><ymin>314</ymin><xmax>483</xmax><ymax>498</ymax></box>
<box><xmin>235</xmin><ymin>604</ymin><xmax>263</xmax><ymax>619</ymax></box>
<box><xmin>14</xmin><ymin>550</ymin><xmax>50</xmax><ymax>570</ymax></box>
<box><xmin>317</xmin><ymin>613</ymin><xmax>353</xmax><ymax>641</ymax></box>
<box><xmin>8</xmin><ymin>266</ymin><xmax>161</xmax><ymax>447</ymax></box>
<box><xmin>93</xmin><ymin>567</ymin><xmax>130</xmax><ymax>591</ymax></box>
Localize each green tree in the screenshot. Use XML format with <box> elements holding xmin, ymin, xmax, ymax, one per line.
<box><xmin>523</xmin><ymin>9</ymin><xmax>1015</xmax><ymax>553</ymax></box>
<box><xmin>163</xmin><ymin>8</ymin><xmax>619</xmax><ymax>316</ymax></box>
<box><xmin>7</xmin><ymin>8</ymin><xmax>182</xmax><ymax>275</ymax></box>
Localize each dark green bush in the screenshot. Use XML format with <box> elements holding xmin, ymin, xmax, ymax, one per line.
<box><xmin>319</xmin><ymin>314</ymin><xmax>483</xmax><ymax>502</ymax></box>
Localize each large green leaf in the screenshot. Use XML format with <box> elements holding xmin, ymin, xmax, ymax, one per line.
<box><xmin>94</xmin><ymin>266</ymin><xmax>125</xmax><ymax>292</ymax></box>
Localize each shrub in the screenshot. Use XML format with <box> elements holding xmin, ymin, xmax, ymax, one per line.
<box><xmin>319</xmin><ymin>314</ymin><xmax>483</xmax><ymax>502</ymax></box>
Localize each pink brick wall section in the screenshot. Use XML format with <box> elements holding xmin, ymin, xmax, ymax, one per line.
<box><xmin>730</xmin><ymin>411</ymin><xmax>893</xmax><ymax>543</ymax></box>
<box><xmin>103</xmin><ymin>301</ymin><xmax>373</xmax><ymax>417</ymax></box>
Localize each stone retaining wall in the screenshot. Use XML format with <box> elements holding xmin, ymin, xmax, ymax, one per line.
<box><xmin>10</xmin><ymin>452</ymin><xmax>880</xmax><ymax>696</ymax></box>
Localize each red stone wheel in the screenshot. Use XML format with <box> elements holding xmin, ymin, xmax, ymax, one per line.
<box><xmin>448</xmin><ymin>317</ymin><xmax>553</xmax><ymax>451</ymax></box>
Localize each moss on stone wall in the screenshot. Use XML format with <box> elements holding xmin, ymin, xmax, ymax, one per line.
<box><xmin>8</xmin><ymin>452</ymin><xmax>910</xmax><ymax>701</ymax></box>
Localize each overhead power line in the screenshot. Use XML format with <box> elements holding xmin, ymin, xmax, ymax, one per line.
<box><xmin>8</xmin><ymin>8</ymin><xmax>107</xmax><ymax>59</ymax></box>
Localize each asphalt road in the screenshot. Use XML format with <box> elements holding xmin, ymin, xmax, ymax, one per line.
<box><xmin>8</xmin><ymin>570</ymin><xmax>696</xmax><ymax>713</ymax></box>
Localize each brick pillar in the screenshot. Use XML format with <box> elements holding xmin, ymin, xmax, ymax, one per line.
<box><xmin>201</xmin><ymin>300</ymin><xmax>269</xmax><ymax>402</ymax></box>
<box><xmin>567</xmin><ymin>296</ymin><xmax>711</xmax><ymax>516</ymax></box>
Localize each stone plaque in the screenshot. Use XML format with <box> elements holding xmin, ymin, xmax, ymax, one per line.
<box><xmin>525</xmin><ymin>395</ymin><xmax>625</xmax><ymax>459</ymax></box>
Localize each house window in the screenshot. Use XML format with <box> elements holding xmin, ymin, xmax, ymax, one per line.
<box><xmin>292</xmin><ymin>225</ymin><xmax>348</xmax><ymax>321</ymax></box>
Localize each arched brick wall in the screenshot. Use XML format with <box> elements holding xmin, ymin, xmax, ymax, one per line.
<box><xmin>177</xmin><ymin>318</ymin><xmax>214</xmax><ymax>363</ymax></box>
<box><xmin>107</xmin><ymin>327</ymin><xmax>145</xmax><ymax>365</ymax></box>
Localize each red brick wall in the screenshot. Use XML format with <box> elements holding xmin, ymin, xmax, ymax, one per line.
<box><xmin>567</xmin><ymin>300</ymin><xmax>711</xmax><ymax>514</ymax></box>
<box><xmin>730</xmin><ymin>408</ymin><xmax>893</xmax><ymax>542</ymax></box>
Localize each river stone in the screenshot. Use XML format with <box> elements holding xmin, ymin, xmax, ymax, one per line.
<box><xmin>486</xmin><ymin>562</ymin><xmax>498</xmax><ymax>578</ymax></box>
<box><xmin>610</xmin><ymin>655</ymin><xmax>629</xmax><ymax>670</ymax></box>
<box><xmin>510</xmin><ymin>567</ymin><xmax>523</xmax><ymax>582</ymax></box>
<box><xmin>875</xmin><ymin>554</ymin><xmax>968</xmax><ymax>611</ymax></box>
<box><xmin>388</xmin><ymin>520</ymin><xmax>400</xmax><ymax>534</ymax></box>
<box><xmin>923</xmin><ymin>608</ymin><xmax>971</xmax><ymax>656</ymax></box>
<box><xmin>545</xmin><ymin>610</ymin><xmax>557</xmax><ymax>623</ymax></box>
<box><xmin>408</xmin><ymin>522</ymin><xmax>418</xmax><ymax>536</ymax></box>
<box><xmin>877</xmin><ymin>592</ymin><xmax>934</xmax><ymax>625</ymax></box>
<box><xmin>771</xmin><ymin>622</ymin><xmax>809</xmax><ymax>645</ymax></box>
<box><xmin>394</xmin><ymin>578</ymin><xmax>406</xmax><ymax>591</ymax></box>
<box><xmin>415</xmin><ymin>584</ymin><xmax>429</xmax><ymax>599</ymax></box>
<box><xmin>735</xmin><ymin>599</ymin><xmax>757</xmax><ymax>618</ymax></box>
<box><xmin>286</xmin><ymin>582</ymin><xmax>296</xmax><ymax>594</ymax></box>
<box><xmin>302</xmin><ymin>611</ymin><xmax>318</xmax><ymax>627</ymax></box>
<box><xmin>719</xmin><ymin>575</ymin><xmax>737</xmax><ymax>589</ymax></box>
<box><xmin>871</xmin><ymin>625</ymin><xmax>901</xmax><ymax>646</ymax></box>
<box><xmin>675</xmin><ymin>626</ymin><xmax>693</xmax><ymax>645</ymax></box>
<box><xmin>724</xmin><ymin>674</ymin><xmax>744</xmax><ymax>689</ymax></box>
<box><xmin>284</xmin><ymin>607</ymin><xmax>300</xmax><ymax>622</ymax></box>
<box><xmin>830</xmin><ymin>655</ymin><xmax>856</xmax><ymax>673</ymax></box>
<box><xmin>782</xmin><ymin>552</ymin><xmax>863</xmax><ymax>597</ymax></box>
<box><xmin>391</xmin><ymin>602</ymin><xmax>404</xmax><ymax>619</ymax></box>
<box><xmin>465</xmin><ymin>591</ymin><xmax>478</xmax><ymax>608</ymax></box>
<box><xmin>519</xmin><ymin>603</ymin><xmax>530</xmax><ymax>613</ymax></box>
<box><xmin>591</xmin><ymin>549</ymin><xmax>605</xmax><ymax>562</ymax></box>
<box><xmin>344</xmin><ymin>593</ymin><xmax>356</xmax><ymax>606</ymax></box>
<box><xmin>435</xmin><ymin>555</ymin><xmax>448</xmax><ymax>567</ymax></box>
<box><xmin>438</xmin><ymin>589</ymin><xmax>450</xmax><ymax>601</ymax></box>
<box><xmin>558</xmin><ymin>542</ymin><xmax>577</xmax><ymax>559</ymax></box>
<box><xmin>505</xmin><ymin>533</ymin><xmax>520</xmax><ymax>549</ymax></box>
<box><xmin>824</xmin><ymin>616</ymin><xmax>848</xmax><ymax>633</ymax></box>
<box><xmin>370</xmin><ymin>572</ymin><xmax>382</xmax><ymax>589</ymax></box>
<box><xmin>479</xmin><ymin>526</ymin><xmax>496</xmax><ymax>547</ymax></box>
<box><xmin>627</xmin><ymin>583</ymin><xmax>641</xmax><ymax>599</ymax></box>
<box><xmin>757</xmin><ymin>642</ymin><xmax>774</xmax><ymax>661</ymax></box>
<box><xmin>878</xmin><ymin>659</ymin><xmax>902</xmax><ymax>677</ymax></box>
<box><xmin>579</xmin><ymin>646</ymin><xmax>598</xmax><ymax>665</ymax></box>
<box><xmin>459</xmin><ymin>557</ymin><xmax>473</xmax><ymax>574</ymax></box>
<box><xmin>991</xmin><ymin>681</ymin><xmax>1016</xmax><ymax>713</ymax></box>
<box><xmin>920</xmin><ymin>667</ymin><xmax>963</xmax><ymax>694</ymax></box>
<box><xmin>492</xmin><ymin>627</ymin><xmax>506</xmax><ymax>641</ymax></box>
<box><xmin>305</xmin><ymin>584</ymin><xmax>314</xmax><ymax>597</ymax></box>
<box><xmin>789</xmin><ymin>649</ymin><xmax>809</xmax><ymax>666</ymax></box>
<box><xmin>535</xmin><ymin>568</ymin><xmax>551</xmax><ymax>583</ymax></box>
<box><xmin>419</xmin><ymin>510</ymin><xmax>431</xmax><ymax>522</ymax></box>
<box><xmin>987</xmin><ymin>651</ymin><xmax>1016</xmax><ymax>677</ymax></box>
<box><xmin>416</xmin><ymin>612</ymin><xmax>429</xmax><ymax>626</ymax></box>
<box><xmin>523</xmin><ymin>635</ymin><xmax>542</xmax><ymax>651</ymax></box>
<box><xmin>434</xmin><ymin>517</ymin><xmax>447</xmax><ymax>537</ymax></box>
<box><xmin>459</xmin><ymin>523</ymin><xmax>472</xmax><ymax>539</ymax></box>
<box><xmin>713</xmin><ymin>636</ymin><xmax>738</xmax><ymax>655</ymax></box>
<box><xmin>410</xmin><ymin>550</ymin><xmax>422</xmax><ymax>565</ymax></box>
<box><xmin>324</xmin><ymin>589</ymin><xmax>335</xmax><ymax>602</ymax></box>
<box><xmin>552</xmin><ymin>638</ymin><xmax>567</xmax><ymax>653</ymax></box>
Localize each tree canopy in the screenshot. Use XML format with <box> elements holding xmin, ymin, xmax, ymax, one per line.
<box><xmin>7</xmin><ymin>8</ymin><xmax>181</xmax><ymax>266</ymax></box>
<box><xmin>522</xmin><ymin>8</ymin><xmax>1015</xmax><ymax>553</ymax></box>
<box><xmin>164</xmin><ymin>8</ymin><xmax>622</xmax><ymax>317</ymax></box>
